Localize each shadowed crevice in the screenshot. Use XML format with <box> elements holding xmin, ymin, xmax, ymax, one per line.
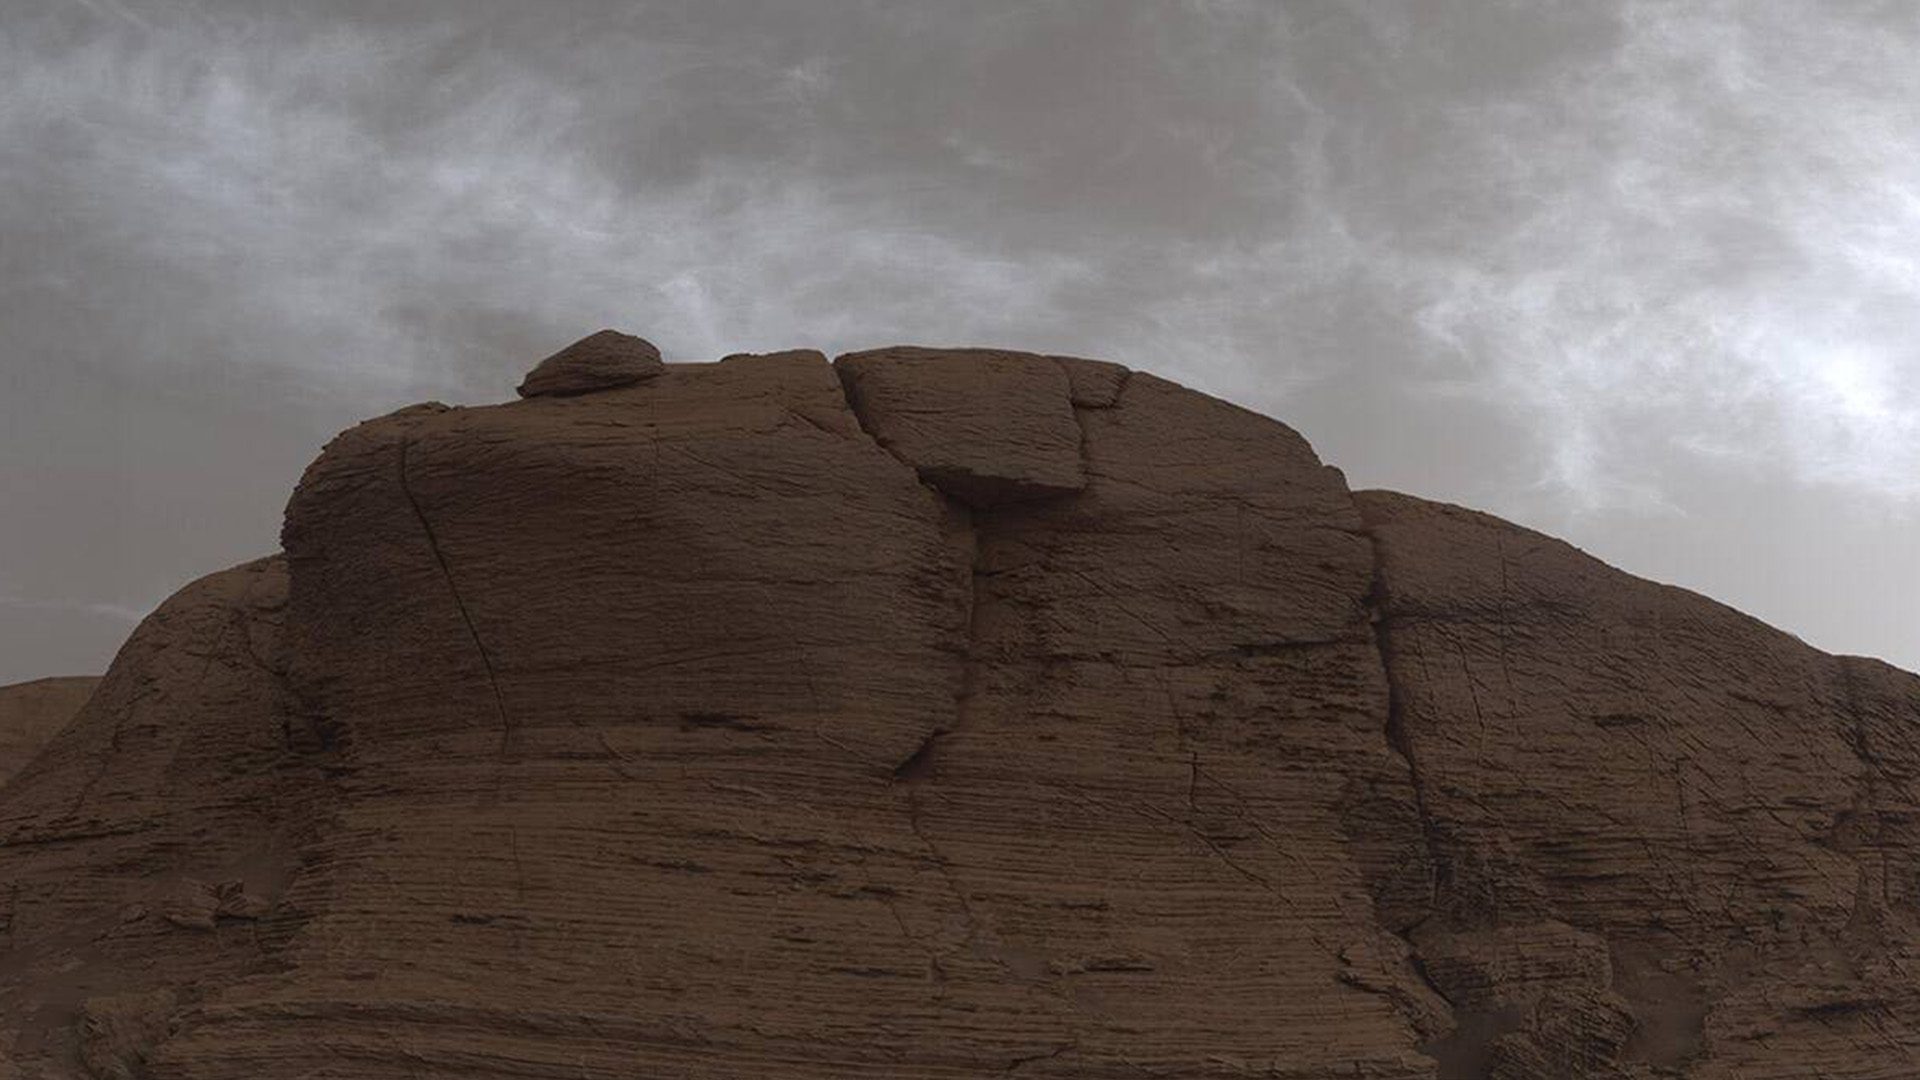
<box><xmin>395</xmin><ymin>437</ymin><xmax>514</xmax><ymax>753</ymax></box>
<box><xmin>1052</xmin><ymin>357</ymin><xmax>1130</xmax><ymax>483</ymax></box>
<box><xmin>830</xmin><ymin>361</ymin><xmax>920</xmax><ymax>476</ymax></box>
<box><xmin>1355</xmin><ymin>508</ymin><xmax>1460</xmax><ymax>1064</ymax></box>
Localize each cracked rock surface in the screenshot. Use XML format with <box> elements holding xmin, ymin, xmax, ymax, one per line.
<box><xmin>1</xmin><ymin>345</ymin><xmax>1917</xmax><ymax>1078</ymax></box>
<box><xmin>834</xmin><ymin>347</ymin><xmax>1087</xmax><ymax>506</ymax></box>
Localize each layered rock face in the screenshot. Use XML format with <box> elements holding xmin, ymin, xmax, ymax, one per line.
<box><xmin>1360</xmin><ymin>494</ymin><xmax>1920</xmax><ymax>1078</ymax></box>
<box><xmin>1</xmin><ymin>337</ymin><xmax>1915</xmax><ymax>1079</ymax></box>
<box><xmin>0</xmin><ymin>677</ymin><xmax>98</xmax><ymax>785</ymax></box>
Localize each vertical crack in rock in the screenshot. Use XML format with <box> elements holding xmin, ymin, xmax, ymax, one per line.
<box><xmin>831</xmin><ymin>360</ymin><xmax>989</xmax><ymax>944</ymax></box>
<box><xmin>830</xmin><ymin>358</ymin><xmax>983</xmax><ymax>775</ymax></box>
<box><xmin>897</xmin><ymin>521</ymin><xmax>987</xmax><ymax>948</ymax></box>
<box><xmin>831</xmin><ymin>362</ymin><xmax>919</xmax><ymax>476</ymax></box>
<box><xmin>891</xmin><ymin>535</ymin><xmax>982</xmax><ymax>784</ymax></box>
<box><xmin>395</xmin><ymin>437</ymin><xmax>514</xmax><ymax>753</ymax></box>
<box><xmin>1833</xmin><ymin>655</ymin><xmax>1890</xmax><ymax>940</ymax></box>
<box><xmin>1367</xmin><ymin>565</ymin><xmax>1443</xmax><ymax>915</ymax></box>
<box><xmin>1050</xmin><ymin>357</ymin><xmax>1132</xmax><ymax>478</ymax></box>
<box><xmin>1838</xmin><ymin>657</ymin><xmax>1878</xmax><ymax>818</ymax></box>
<box><xmin>1359</xmin><ymin>518</ymin><xmax>1459</xmax><ymax>1047</ymax></box>
<box><xmin>891</xmin><ymin>520</ymin><xmax>987</xmax><ymax>942</ymax></box>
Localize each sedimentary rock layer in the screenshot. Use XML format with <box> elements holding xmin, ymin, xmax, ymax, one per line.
<box><xmin>1360</xmin><ymin>491</ymin><xmax>1920</xmax><ymax>1078</ymax></box>
<box><xmin>0</xmin><ymin>676</ymin><xmax>97</xmax><ymax>785</ymax></box>
<box><xmin>1</xmin><ymin>339</ymin><xmax>1914</xmax><ymax>1079</ymax></box>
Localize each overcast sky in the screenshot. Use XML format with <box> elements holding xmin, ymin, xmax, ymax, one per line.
<box><xmin>3</xmin><ymin>0</ymin><xmax>1916</xmax><ymax>682</ymax></box>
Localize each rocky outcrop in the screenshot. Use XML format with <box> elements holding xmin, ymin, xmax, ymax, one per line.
<box><xmin>0</xmin><ymin>676</ymin><xmax>98</xmax><ymax>785</ymax></box>
<box><xmin>0</xmin><ymin>341</ymin><xmax>1915</xmax><ymax>1078</ymax></box>
<box><xmin>1359</xmin><ymin>491</ymin><xmax>1920</xmax><ymax>1077</ymax></box>
<box><xmin>0</xmin><ymin>558</ymin><xmax>320</xmax><ymax>1077</ymax></box>
<box><xmin>515</xmin><ymin>329</ymin><xmax>664</xmax><ymax>397</ymax></box>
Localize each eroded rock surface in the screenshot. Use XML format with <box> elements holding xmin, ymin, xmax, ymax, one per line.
<box><xmin>0</xmin><ymin>557</ymin><xmax>319</xmax><ymax>1075</ymax></box>
<box><xmin>515</xmin><ymin>329</ymin><xmax>664</xmax><ymax>397</ymax></box>
<box><xmin>835</xmin><ymin>347</ymin><xmax>1087</xmax><ymax>506</ymax></box>
<box><xmin>1360</xmin><ymin>490</ymin><xmax>1920</xmax><ymax>1078</ymax></box>
<box><xmin>0</xmin><ymin>342</ymin><xmax>1915</xmax><ymax>1078</ymax></box>
<box><xmin>0</xmin><ymin>676</ymin><xmax>98</xmax><ymax>785</ymax></box>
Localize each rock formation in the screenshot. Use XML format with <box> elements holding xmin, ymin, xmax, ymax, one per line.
<box><xmin>1</xmin><ymin>337</ymin><xmax>1915</xmax><ymax>1079</ymax></box>
<box><xmin>515</xmin><ymin>329</ymin><xmax>664</xmax><ymax>397</ymax></box>
<box><xmin>0</xmin><ymin>677</ymin><xmax>99</xmax><ymax>786</ymax></box>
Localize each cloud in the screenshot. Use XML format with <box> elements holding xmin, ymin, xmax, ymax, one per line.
<box><xmin>0</xmin><ymin>594</ymin><xmax>149</xmax><ymax>625</ymax></box>
<box><xmin>9</xmin><ymin>1</ymin><xmax>1919</xmax><ymax>507</ymax></box>
<box><xmin>0</xmin><ymin>0</ymin><xmax>1916</xmax><ymax>678</ymax></box>
<box><xmin>1313</xmin><ymin>0</ymin><xmax>1920</xmax><ymax>509</ymax></box>
<box><xmin>0</xmin><ymin>3</ymin><xmax>1110</xmax><ymax>403</ymax></box>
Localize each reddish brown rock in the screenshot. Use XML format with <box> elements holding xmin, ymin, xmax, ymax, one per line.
<box><xmin>1</xmin><ymin>341</ymin><xmax>1916</xmax><ymax>1079</ymax></box>
<box><xmin>0</xmin><ymin>675</ymin><xmax>98</xmax><ymax>785</ymax></box>
<box><xmin>1360</xmin><ymin>489</ymin><xmax>1920</xmax><ymax>1077</ymax></box>
<box><xmin>0</xmin><ymin>556</ymin><xmax>319</xmax><ymax>1073</ymax></box>
<box><xmin>515</xmin><ymin>329</ymin><xmax>664</xmax><ymax>398</ymax></box>
<box><xmin>834</xmin><ymin>347</ymin><xmax>1087</xmax><ymax>506</ymax></box>
<box><xmin>1052</xmin><ymin>354</ymin><xmax>1129</xmax><ymax>408</ymax></box>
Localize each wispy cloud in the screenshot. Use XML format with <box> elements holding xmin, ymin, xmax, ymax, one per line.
<box><xmin>0</xmin><ymin>5</ymin><xmax>1102</xmax><ymax>400</ymax></box>
<box><xmin>0</xmin><ymin>594</ymin><xmax>150</xmax><ymax>624</ymax></box>
<box><xmin>1323</xmin><ymin>0</ymin><xmax>1920</xmax><ymax>509</ymax></box>
<box><xmin>1</xmin><ymin>1</ymin><xmax>1916</xmax><ymax>678</ymax></box>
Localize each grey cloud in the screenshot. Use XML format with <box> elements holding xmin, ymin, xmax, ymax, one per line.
<box><xmin>0</xmin><ymin>0</ymin><xmax>1914</xmax><ymax>681</ymax></box>
<box><xmin>1316</xmin><ymin>0</ymin><xmax>1920</xmax><ymax>507</ymax></box>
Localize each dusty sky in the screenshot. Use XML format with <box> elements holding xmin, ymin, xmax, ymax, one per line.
<box><xmin>3</xmin><ymin>0</ymin><xmax>1916</xmax><ymax>682</ymax></box>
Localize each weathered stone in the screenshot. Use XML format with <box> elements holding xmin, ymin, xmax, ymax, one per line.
<box><xmin>834</xmin><ymin>346</ymin><xmax>1087</xmax><ymax>506</ymax></box>
<box><xmin>1052</xmin><ymin>354</ymin><xmax>1130</xmax><ymax>408</ymax></box>
<box><xmin>0</xmin><ymin>557</ymin><xmax>314</xmax><ymax>1073</ymax></box>
<box><xmin>0</xmin><ymin>343</ymin><xmax>1915</xmax><ymax>1079</ymax></box>
<box><xmin>0</xmin><ymin>675</ymin><xmax>98</xmax><ymax>784</ymax></box>
<box><xmin>515</xmin><ymin>329</ymin><xmax>664</xmax><ymax>398</ymax></box>
<box><xmin>1359</xmin><ymin>489</ymin><xmax>1920</xmax><ymax>1075</ymax></box>
<box><xmin>77</xmin><ymin>989</ymin><xmax>177</xmax><ymax>1080</ymax></box>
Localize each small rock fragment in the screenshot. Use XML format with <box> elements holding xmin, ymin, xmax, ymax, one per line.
<box><xmin>212</xmin><ymin>878</ymin><xmax>272</xmax><ymax>920</ymax></box>
<box><xmin>157</xmin><ymin>878</ymin><xmax>219</xmax><ymax>930</ymax></box>
<box><xmin>155</xmin><ymin>877</ymin><xmax>268</xmax><ymax>929</ymax></box>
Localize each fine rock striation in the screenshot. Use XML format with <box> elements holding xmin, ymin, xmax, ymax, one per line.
<box><xmin>0</xmin><ymin>336</ymin><xmax>1916</xmax><ymax>1079</ymax></box>
<box><xmin>0</xmin><ymin>677</ymin><xmax>99</xmax><ymax>786</ymax></box>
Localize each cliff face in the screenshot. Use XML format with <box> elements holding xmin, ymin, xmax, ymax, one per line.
<box><xmin>1359</xmin><ymin>493</ymin><xmax>1920</xmax><ymax>1078</ymax></box>
<box><xmin>1</xmin><ymin>339</ymin><xmax>1915</xmax><ymax>1079</ymax></box>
